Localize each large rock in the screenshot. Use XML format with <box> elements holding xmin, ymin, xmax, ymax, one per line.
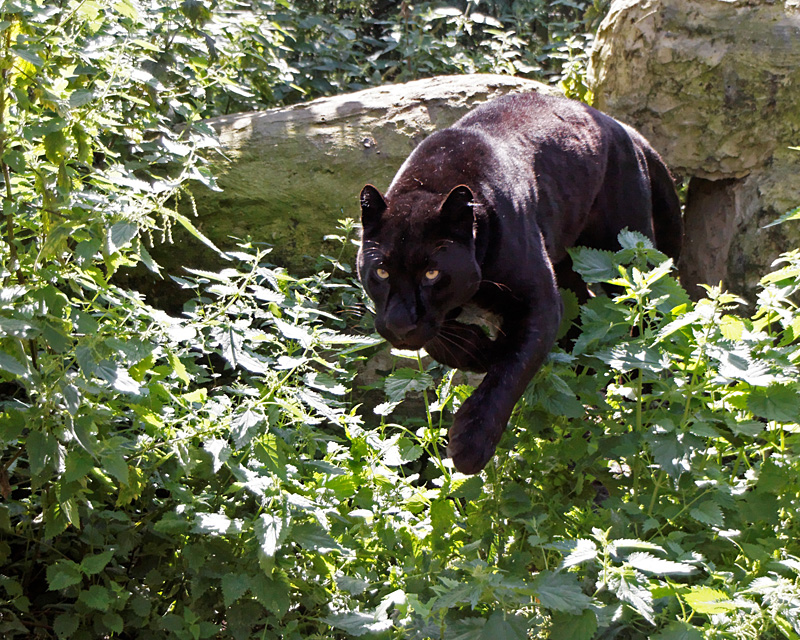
<box><xmin>166</xmin><ymin>75</ymin><xmax>559</xmax><ymax>274</ymax></box>
<box><xmin>589</xmin><ymin>0</ymin><xmax>800</xmax><ymax>298</ymax></box>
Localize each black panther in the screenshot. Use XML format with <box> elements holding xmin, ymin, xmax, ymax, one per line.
<box><xmin>357</xmin><ymin>91</ymin><xmax>682</xmax><ymax>474</ymax></box>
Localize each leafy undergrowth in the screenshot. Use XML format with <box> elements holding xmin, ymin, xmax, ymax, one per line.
<box><xmin>5</xmin><ymin>2</ymin><xmax>798</xmax><ymax>638</ymax></box>
<box><xmin>3</xmin><ymin>229</ymin><xmax>800</xmax><ymax>640</ymax></box>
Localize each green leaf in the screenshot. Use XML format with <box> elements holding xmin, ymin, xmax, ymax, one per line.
<box><xmin>690</xmin><ymin>500</ymin><xmax>725</xmax><ymax>527</ymax></box>
<box><xmin>625</xmin><ymin>552</ymin><xmax>696</xmax><ymax>576</ymax></box>
<box><xmin>748</xmin><ymin>384</ymin><xmax>800</xmax><ymax>422</ymax></box>
<box><xmin>204</xmin><ymin>438</ymin><xmax>231</xmax><ymax>473</ymax></box>
<box><xmin>615</xmin><ymin>573</ymin><xmax>654</xmax><ymax>624</ymax></box>
<box><xmin>683</xmin><ymin>587</ymin><xmax>736</xmax><ymax>614</ymax></box>
<box><xmin>114</xmin><ymin>0</ymin><xmax>139</xmax><ymax>20</ymax></box>
<box><xmin>43</xmin><ymin>501</ymin><xmax>71</xmax><ymax>539</ymax></box>
<box><xmin>651</xmin><ymin>620</ymin><xmax>703</xmax><ymax>640</ymax></box>
<box><xmin>569</xmin><ymin>247</ymin><xmax>618</xmax><ymax>283</ymax></box>
<box><xmin>81</xmin><ymin>550</ymin><xmax>114</xmax><ymax>576</ymax></box>
<box><xmin>28</xmin><ymin>429</ymin><xmax>58</xmax><ymax>477</ymax></box>
<box><xmin>44</xmin><ymin>129</ymin><xmax>68</xmax><ymax>164</ymax></box>
<box><xmin>64</xmin><ymin>449</ymin><xmax>94</xmax><ymax>483</ymax></box>
<box><xmin>107</xmin><ymin>221</ymin><xmax>138</xmax><ymax>253</ymax></box>
<box><xmin>250</xmin><ymin>572</ymin><xmax>290</xmax><ymax>616</ymax></box>
<box><xmin>0</xmin><ymin>351</ymin><xmax>30</xmax><ymax>378</ymax></box>
<box><xmin>552</xmin><ymin>539</ymin><xmax>598</xmax><ymax>569</ymax></box>
<box><xmin>255</xmin><ymin>513</ymin><xmax>289</xmax><ymax>565</ymax></box>
<box><xmin>95</xmin><ymin>359</ymin><xmax>142</xmax><ymax>395</ymax></box>
<box><xmin>384</xmin><ymin>368</ymin><xmax>434</xmax><ymax>402</ymax></box>
<box><xmin>79</xmin><ymin>584</ymin><xmax>112</xmax><ymax>611</ymax></box>
<box><xmin>101</xmin><ymin>450</ymin><xmax>129</xmax><ymax>485</ymax></box>
<box><xmin>154</xmin><ymin>511</ymin><xmax>191</xmax><ymax>534</ymax></box>
<box><xmin>101</xmin><ymin>612</ymin><xmax>124</xmax><ymax>634</ymax></box>
<box><xmin>322</xmin><ymin>611</ymin><xmax>393</xmax><ymax>637</ymax></box>
<box><xmin>548</xmin><ymin>609</ymin><xmax>598</xmax><ymax>640</ymax></box>
<box><xmin>168</xmin><ymin>351</ymin><xmax>191</xmax><ymax>386</ymax></box>
<box><xmin>169</xmin><ymin>209</ymin><xmax>223</xmax><ymax>254</ymax></box>
<box><xmin>12</xmin><ymin>47</ymin><xmax>43</xmax><ymax>67</ymax></box>
<box><xmin>221</xmin><ymin>574</ymin><xmax>251</xmax><ymax>607</ymax></box>
<box><xmin>193</xmin><ymin>512</ymin><xmax>242</xmax><ymax>535</ymax></box>
<box><xmin>47</xmin><ymin>560</ymin><xmax>82</xmax><ymax>590</ymax></box>
<box><xmin>532</xmin><ymin>571</ymin><xmax>592</xmax><ymax>614</ymax></box>
<box><xmin>38</xmin><ymin>223</ymin><xmax>76</xmax><ymax>261</ymax></box>
<box><xmin>53</xmin><ymin>613</ymin><xmax>80</xmax><ymax>639</ymax></box>
<box><xmin>479</xmin><ymin>610</ymin><xmax>530</xmax><ymax>640</ymax></box>
<box><xmin>292</xmin><ymin>521</ymin><xmax>344</xmax><ymax>553</ymax></box>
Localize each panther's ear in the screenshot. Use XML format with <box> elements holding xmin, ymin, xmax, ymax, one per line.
<box><xmin>360</xmin><ymin>185</ymin><xmax>387</xmax><ymax>235</ymax></box>
<box><xmin>440</xmin><ymin>185</ymin><xmax>476</xmax><ymax>244</ymax></box>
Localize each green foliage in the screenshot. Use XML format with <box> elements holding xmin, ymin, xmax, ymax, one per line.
<box><xmin>3</xmin><ymin>1</ymin><xmax>799</xmax><ymax>639</ymax></box>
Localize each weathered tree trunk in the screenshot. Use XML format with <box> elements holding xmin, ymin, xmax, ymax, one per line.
<box><xmin>589</xmin><ymin>0</ymin><xmax>800</xmax><ymax>298</ymax></box>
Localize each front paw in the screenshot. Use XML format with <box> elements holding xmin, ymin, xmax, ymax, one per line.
<box><xmin>446</xmin><ymin>399</ymin><xmax>507</xmax><ymax>475</ymax></box>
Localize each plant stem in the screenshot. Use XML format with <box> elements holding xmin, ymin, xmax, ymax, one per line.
<box><xmin>0</xmin><ymin>22</ymin><xmax>22</xmax><ymax>285</ymax></box>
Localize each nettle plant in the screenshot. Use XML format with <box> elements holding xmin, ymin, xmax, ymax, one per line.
<box><xmin>1</xmin><ymin>2</ymin><xmax>799</xmax><ymax>638</ymax></box>
<box><xmin>361</xmin><ymin>232</ymin><xmax>800</xmax><ymax>640</ymax></box>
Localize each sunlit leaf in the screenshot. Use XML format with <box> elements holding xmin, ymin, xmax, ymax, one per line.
<box><xmin>683</xmin><ymin>587</ymin><xmax>736</xmax><ymax>614</ymax></box>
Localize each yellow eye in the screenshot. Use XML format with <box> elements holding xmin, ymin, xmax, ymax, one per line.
<box><xmin>425</xmin><ymin>269</ymin><xmax>439</xmax><ymax>281</ymax></box>
<box><xmin>376</xmin><ymin>268</ymin><xmax>389</xmax><ymax>279</ymax></box>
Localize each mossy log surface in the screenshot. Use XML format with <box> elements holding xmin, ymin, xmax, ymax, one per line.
<box><xmin>162</xmin><ymin>74</ymin><xmax>558</xmax><ymax>275</ymax></box>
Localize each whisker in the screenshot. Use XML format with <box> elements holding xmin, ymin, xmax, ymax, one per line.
<box><xmin>479</xmin><ymin>279</ymin><xmax>511</xmax><ymax>292</ymax></box>
<box><xmin>436</xmin><ymin>326</ymin><xmax>490</xmax><ymax>370</ymax></box>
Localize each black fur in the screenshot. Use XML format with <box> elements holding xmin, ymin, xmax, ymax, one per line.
<box><xmin>358</xmin><ymin>92</ymin><xmax>682</xmax><ymax>474</ymax></box>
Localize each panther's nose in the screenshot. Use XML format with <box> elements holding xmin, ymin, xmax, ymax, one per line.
<box><xmin>384</xmin><ymin>318</ymin><xmax>418</xmax><ymax>343</ymax></box>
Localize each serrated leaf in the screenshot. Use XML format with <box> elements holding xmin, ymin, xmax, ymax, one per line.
<box><xmin>322</xmin><ymin>611</ymin><xmax>393</xmax><ymax>636</ymax></box>
<box><xmin>12</xmin><ymin>47</ymin><xmax>43</xmax><ymax>67</ymax></box>
<box><xmin>169</xmin><ymin>209</ymin><xmax>222</xmax><ymax>254</ymax></box>
<box><xmin>293</xmin><ymin>521</ymin><xmax>344</xmax><ymax>553</ymax></box>
<box><xmin>101</xmin><ymin>612</ymin><xmax>124</xmax><ymax>634</ymax></box>
<box><xmin>193</xmin><ymin>512</ymin><xmax>237</xmax><ymax>535</ymax></box>
<box><xmin>101</xmin><ymin>450</ymin><xmax>129</xmax><ymax>484</ymax></box>
<box><xmin>748</xmin><ymin>384</ymin><xmax>800</xmax><ymax>422</ymax></box>
<box><xmin>553</xmin><ymin>539</ymin><xmax>598</xmax><ymax>569</ymax></box>
<box><xmin>81</xmin><ymin>550</ymin><xmax>114</xmax><ymax>576</ymax></box>
<box><xmin>690</xmin><ymin>500</ymin><xmax>725</xmax><ymax>527</ymax></box>
<box><xmin>64</xmin><ymin>449</ymin><xmax>94</xmax><ymax>483</ymax></box>
<box><xmin>221</xmin><ymin>574</ymin><xmax>250</xmax><ymax>607</ymax></box>
<box><xmin>651</xmin><ymin>620</ymin><xmax>704</xmax><ymax>640</ymax></box>
<box><xmin>107</xmin><ymin>221</ymin><xmax>138</xmax><ymax>253</ymax></box>
<box><xmin>626</xmin><ymin>552</ymin><xmax>696</xmax><ymax>576</ymax></box>
<box><xmin>44</xmin><ymin>129</ymin><xmax>68</xmax><ymax>164</ymax></box>
<box><xmin>532</xmin><ymin>571</ymin><xmax>592</xmax><ymax>614</ymax></box>
<box><xmin>0</xmin><ymin>351</ymin><xmax>30</xmax><ymax>378</ymax></box>
<box><xmin>47</xmin><ymin>560</ymin><xmax>82</xmax><ymax>590</ymax></box>
<box><xmin>618</xmin><ymin>229</ymin><xmax>655</xmax><ymax>250</ymax></box>
<box><xmin>479</xmin><ymin>610</ymin><xmax>529</xmax><ymax>640</ymax></box>
<box><xmin>384</xmin><ymin>368</ymin><xmax>434</xmax><ymax>402</ymax></box>
<box><xmin>683</xmin><ymin>587</ymin><xmax>736</xmax><ymax>614</ymax></box>
<box><xmin>204</xmin><ymin>438</ymin><xmax>231</xmax><ymax>473</ymax></box>
<box><xmin>95</xmin><ymin>359</ymin><xmax>142</xmax><ymax>395</ymax></box>
<box><xmin>549</xmin><ymin>609</ymin><xmax>598</xmax><ymax>640</ymax></box>
<box><xmin>569</xmin><ymin>247</ymin><xmax>618</xmax><ymax>283</ymax></box>
<box><xmin>79</xmin><ymin>585</ymin><xmax>111</xmax><ymax>611</ymax></box>
<box><xmin>255</xmin><ymin>513</ymin><xmax>288</xmax><ymax>563</ymax></box>
<box><xmin>616</xmin><ymin>573</ymin><xmax>654</xmax><ymax>624</ymax></box>
<box><xmin>250</xmin><ymin>572</ymin><xmax>290</xmax><ymax>616</ymax></box>
<box><xmin>273</xmin><ymin>316</ymin><xmax>314</xmax><ymax>347</ymax></box>
<box><xmin>230</xmin><ymin>407</ymin><xmax>264</xmax><ymax>449</ymax></box>
<box><xmin>53</xmin><ymin>613</ymin><xmax>80</xmax><ymax>639</ymax></box>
